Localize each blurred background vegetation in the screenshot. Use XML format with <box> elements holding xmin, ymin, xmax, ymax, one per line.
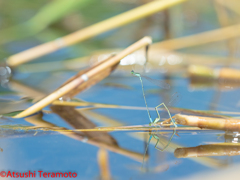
<box><xmin>0</xmin><ymin>0</ymin><xmax>224</xmax><ymax>61</ymax></box>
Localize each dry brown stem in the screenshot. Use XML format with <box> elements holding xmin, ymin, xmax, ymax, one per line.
<box><xmin>175</xmin><ymin>114</ymin><xmax>240</xmax><ymax>131</ymax></box>
<box><xmin>152</xmin><ymin>23</ymin><xmax>240</xmax><ymax>50</ymax></box>
<box><xmin>13</xmin><ymin>37</ymin><xmax>152</xmax><ymax>118</ymax></box>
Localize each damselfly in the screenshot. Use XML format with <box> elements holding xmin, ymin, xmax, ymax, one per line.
<box><xmin>131</xmin><ymin>70</ymin><xmax>179</xmax><ymax>163</ymax></box>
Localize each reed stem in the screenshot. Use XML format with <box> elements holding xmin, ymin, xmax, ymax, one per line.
<box><xmin>152</xmin><ymin>23</ymin><xmax>240</xmax><ymax>50</ymax></box>
<box><xmin>175</xmin><ymin>114</ymin><xmax>240</xmax><ymax>131</ymax></box>
<box><xmin>13</xmin><ymin>37</ymin><xmax>152</xmax><ymax>118</ymax></box>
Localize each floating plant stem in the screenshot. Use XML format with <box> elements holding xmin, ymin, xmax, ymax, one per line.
<box><xmin>175</xmin><ymin>114</ymin><xmax>240</xmax><ymax>131</ymax></box>
<box><xmin>27</xmin><ymin>126</ymin><xmax>209</xmax><ymax>132</ymax></box>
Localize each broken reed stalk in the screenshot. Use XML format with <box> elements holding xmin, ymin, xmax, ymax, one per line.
<box><xmin>174</xmin><ymin>144</ymin><xmax>240</xmax><ymax>158</ymax></box>
<box><xmin>152</xmin><ymin>23</ymin><xmax>240</xmax><ymax>50</ymax></box>
<box><xmin>13</xmin><ymin>36</ymin><xmax>152</xmax><ymax>118</ymax></box>
<box><xmin>6</xmin><ymin>0</ymin><xmax>187</xmax><ymax>67</ymax></box>
<box><xmin>175</xmin><ymin>114</ymin><xmax>240</xmax><ymax>131</ymax></box>
<box><xmin>60</xmin><ymin>54</ymin><xmax>117</xmax><ymax>99</ymax></box>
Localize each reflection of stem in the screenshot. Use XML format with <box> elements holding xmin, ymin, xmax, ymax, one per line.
<box><xmin>51</xmin><ymin>105</ymin><xmax>118</xmax><ymax>146</ymax></box>
<box><xmin>24</xmin><ymin>113</ymin><xmax>145</xmax><ymax>162</ymax></box>
<box><xmin>175</xmin><ymin>144</ymin><xmax>240</xmax><ymax>158</ymax></box>
<box><xmin>98</xmin><ymin>148</ymin><xmax>111</xmax><ymax>180</ymax></box>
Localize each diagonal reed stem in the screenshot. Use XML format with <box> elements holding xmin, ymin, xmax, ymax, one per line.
<box><xmin>152</xmin><ymin>23</ymin><xmax>240</xmax><ymax>50</ymax></box>
<box><xmin>13</xmin><ymin>37</ymin><xmax>152</xmax><ymax>118</ymax></box>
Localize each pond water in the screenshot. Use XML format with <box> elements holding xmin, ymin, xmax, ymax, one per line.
<box><xmin>1</xmin><ymin>0</ymin><xmax>240</xmax><ymax>179</ymax></box>
<box><xmin>1</xmin><ymin>66</ymin><xmax>240</xmax><ymax>179</ymax></box>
